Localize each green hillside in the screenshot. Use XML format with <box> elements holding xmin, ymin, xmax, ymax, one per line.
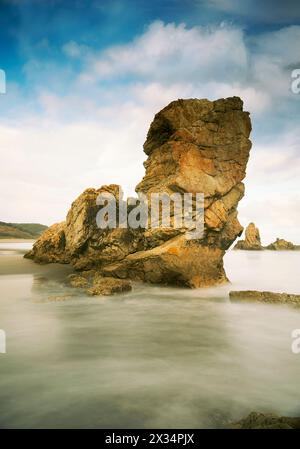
<box><xmin>0</xmin><ymin>221</ymin><xmax>48</xmax><ymax>239</ymax></box>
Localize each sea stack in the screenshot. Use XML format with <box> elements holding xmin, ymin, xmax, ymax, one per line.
<box><xmin>234</xmin><ymin>222</ymin><xmax>262</xmax><ymax>250</ymax></box>
<box><xmin>25</xmin><ymin>96</ymin><xmax>252</xmax><ymax>288</ymax></box>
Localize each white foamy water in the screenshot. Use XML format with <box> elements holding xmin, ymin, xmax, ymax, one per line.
<box><xmin>0</xmin><ymin>241</ymin><xmax>34</xmax><ymax>257</ymax></box>
<box><xmin>0</xmin><ymin>242</ymin><xmax>34</xmax><ymax>251</ymax></box>
<box><xmin>0</xmin><ymin>243</ymin><xmax>300</xmax><ymax>428</ymax></box>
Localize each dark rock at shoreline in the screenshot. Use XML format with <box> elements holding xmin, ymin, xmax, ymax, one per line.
<box><xmin>231</xmin><ymin>412</ymin><xmax>300</xmax><ymax>429</ymax></box>
<box><xmin>229</xmin><ymin>290</ymin><xmax>300</xmax><ymax>305</ymax></box>
<box><xmin>25</xmin><ymin>96</ymin><xmax>252</xmax><ymax>288</ymax></box>
<box><xmin>87</xmin><ymin>276</ymin><xmax>132</xmax><ymax>296</ymax></box>
<box><xmin>67</xmin><ymin>272</ymin><xmax>132</xmax><ymax>296</ymax></box>
<box><xmin>24</xmin><ymin>222</ymin><xmax>69</xmax><ymax>263</ymax></box>
<box><xmin>68</xmin><ymin>274</ymin><xmax>89</xmax><ymax>288</ymax></box>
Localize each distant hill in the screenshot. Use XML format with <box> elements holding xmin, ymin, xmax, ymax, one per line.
<box><xmin>0</xmin><ymin>221</ymin><xmax>48</xmax><ymax>239</ymax></box>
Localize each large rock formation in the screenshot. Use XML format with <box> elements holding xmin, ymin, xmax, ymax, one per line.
<box><xmin>25</xmin><ymin>96</ymin><xmax>252</xmax><ymax>288</ymax></box>
<box><xmin>234</xmin><ymin>222</ymin><xmax>262</xmax><ymax>250</ymax></box>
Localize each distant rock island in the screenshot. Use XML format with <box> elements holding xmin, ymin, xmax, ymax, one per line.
<box><xmin>25</xmin><ymin>96</ymin><xmax>252</xmax><ymax>290</ymax></box>
<box><xmin>265</xmin><ymin>238</ymin><xmax>299</xmax><ymax>250</ymax></box>
<box><xmin>233</xmin><ymin>222</ymin><xmax>262</xmax><ymax>250</ymax></box>
<box><xmin>234</xmin><ymin>223</ymin><xmax>299</xmax><ymax>250</ymax></box>
<box><xmin>0</xmin><ymin>221</ymin><xmax>48</xmax><ymax>239</ymax></box>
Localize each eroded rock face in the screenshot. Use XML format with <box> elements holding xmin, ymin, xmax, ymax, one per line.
<box><xmin>234</xmin><ymin>222</ymin><xmax>262</xmax><ymax>250</ymax></box>
<box><xmin>24</xmin><ymin>222</ymin><xmax>69</xmax><ymax>263</ymax></box>
<box><xmin>26</xmin><ymin>96</ymin><xmax>252</xmax><ymax>288</ymax></box>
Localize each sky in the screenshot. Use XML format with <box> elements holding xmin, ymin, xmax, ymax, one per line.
<box><xmin>0</xmin><ymin>0</ymin><xmax>300</xmax><ymax>244</ymax></box>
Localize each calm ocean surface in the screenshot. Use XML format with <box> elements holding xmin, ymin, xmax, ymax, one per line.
<box><xmin>0</xmin><ymin>241</ymin><xmax>300</xmax><ymax>428</ymax></box>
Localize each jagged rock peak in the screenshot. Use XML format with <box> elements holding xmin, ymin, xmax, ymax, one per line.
<box><xmin>234</xmin><ymin>222</ymin><xmax>262</xmax><ymax>250</ymax></box>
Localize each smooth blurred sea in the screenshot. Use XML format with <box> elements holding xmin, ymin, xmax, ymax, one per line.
<box><xmin>0</xmin><ymin>241</ymin><xmax>300</xmax><ymax>428</ymax></box>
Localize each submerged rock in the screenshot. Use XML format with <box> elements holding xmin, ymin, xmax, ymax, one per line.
<box><xmin>229</xmin><ymin>290</ymin><xmax>300</xmax><ymax>305</ymax></box>
<box><xmin>87</xmin><ymin>276</ymin><xmax>132</xmax><ymax>296</ymax></box>
<box><xmin>231</xmin><ymin>412</ymin><xmax>300</xmax><ymax>429</ymax></box>
<box><xmin>266</xmin><ymin>238</ymin><xmax>296</xmax><ymax>250</ymax></box>
<box><xmin>68</xmin><ymin>274</ymin><xmax>89</xmax><ymax>288</ymax></box>
<box><xmin>25</xmin><ymin>96</ymin><xmax>252</xmax><ymax>288</ymax></box>
<box><xmin>67</xmin><ymin>271</ymin><xmax>132</xmax><ymax>296</ymax></box>
<box><xmin>233</xmin><ymin>222</ymin><xmax>262</xmax><ymax>250</ymax></box>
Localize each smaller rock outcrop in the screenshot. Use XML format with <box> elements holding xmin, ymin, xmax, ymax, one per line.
<box><xmin>266</xmin><ymin>238</ymin><xmax>296</xmax><ymax>250</ymax></box>
<box><xmin>229</xmin><ymin>290</ymin><xmax>300</xmax><ymax>305</ymax></box>
<box><xmin>68</xmin><ymin>274</ymin><xmax>89</xmax><ymax>288</ymax></box>
<box><xmin>87</xmin><ymin>276</ymin><xmax>132</xmax><ymax>296</ymax></box>
<box><xmin>67</xmin><ymin>271</ymin><xmax>132</xmax><ymax>296</ymax></box>
<box><xmin>24</xmin><ymin>222</ymin><xmax>69</xmax><ymax>263</ymax></box>
<box><xmin>231</xmin><ymin>412</ymin><xmax>300</xmax><ymax>429</ymax></box>
<box><xmin>234</xmin><ymin>224</ymin><xmax>300</xmax><ymax>251</ymax></box>
<box><xmin>233</xmin><ymin>222</ymin><xmax>262</xmax><ymax>250</ymax></box>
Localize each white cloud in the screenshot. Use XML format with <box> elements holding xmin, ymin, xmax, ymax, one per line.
<box><xmin>73</xmin><ymin>21</ymin><xmax>300</xmax><ymax>115</ymax></box>
<box><xmin>251</xmin><ymin>26</ymin><xmax>300</xmax><ymax>64</ymax></box>
<box><xmin>0</xmin><ymin>115</ymin><xmax>148</xmax><ymax>224</ymax></box>
<box><xmin>91</xmin><ymin>20</ymin><xmax>299</xmax><ymax>129</ymax></box>
<box><xmin>239</xmin><ymin>127</ymin><xmax>300</xmax><ymax>244</ymax></box>
<box><xmin>247</xmin><ymin>129</ymin><xmax>300</xmax><ymax>183</ymax></box>
<box><xmin>82</xmin><ymin>21</ymin><xmax>248</xmax><ymax>85</ymax></box>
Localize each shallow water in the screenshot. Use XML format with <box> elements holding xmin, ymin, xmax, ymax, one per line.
<box><xmin>0</xmin><ymin>242</ymin><xmax>300</xmax><ymax>428</ymax></box>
